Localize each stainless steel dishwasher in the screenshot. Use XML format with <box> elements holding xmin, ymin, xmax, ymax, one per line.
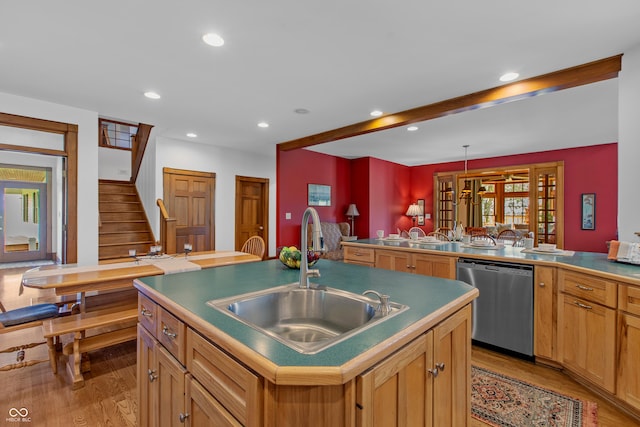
<box><xmin>456</xmin><ymin>258</ymin><xmax>534</xmax><ymax>357</ymax></box>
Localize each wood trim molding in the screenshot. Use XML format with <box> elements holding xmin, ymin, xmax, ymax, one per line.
<box><xmin>162</xmin><ymin>167</ymin><xmax>216</xmax><ymax>178</ymax></box>
<box><xmin>0</xmin><ymin>112</ymin><xmax>78</xmax><ymax>263</ymax></box>
<box><xmin>278</xmin><ymin>55</ymin><xmax>622</xmax><ymax>152</ymax></box>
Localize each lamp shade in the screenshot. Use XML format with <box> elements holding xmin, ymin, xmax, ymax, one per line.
<box><xmin>406</xmin><ymin>203</ymin><xmax>421</xmax><ymax>217</ymax></box>
<box><xmin>345</xmin><ymin>203</ymin><xmax>360</xmax><ymax>217</ymax></box>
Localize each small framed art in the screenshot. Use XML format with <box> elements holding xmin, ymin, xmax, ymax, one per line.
<box><xmin>308</xmin><ymin>184</ymin><xmax>331</xmax><ymax>206</ymax></box>
<box><xmin>581</xmin><ymin>193</ymin><xmax>595</xmax><ymax>230</ymax></box>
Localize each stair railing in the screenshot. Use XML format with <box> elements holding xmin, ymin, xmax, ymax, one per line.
<box><xmin>157</xmin><ymin>199</ymin><xmax>176</xmax><ymax>254</ymax></box>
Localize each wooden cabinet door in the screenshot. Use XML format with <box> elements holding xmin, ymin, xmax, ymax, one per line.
<box><xmin>558</xmin><ymin>293</ymin><xmax>616</xmax><ymax>393</ymax></box>
<box><xmin>375</xmin><ymin>249</ymin><xmax>412</xmax><ymax>273</ymax></box>
<box><xmin>534</xmin><ymin>266</ymin><xmax>556</xmax><ymax>360</ymax></box>
<box><xmin>356</xmin><ymin>333</ymin><xmax>430</xmax><ymax>427</ymax></box>
<box><xmin>185</xmin><ymin>375</ymin><xmax>242</xmax><ymax>427</ymax></box>
<box><xmin>617</xmin><ymin>312</ymin><xmax>640</xmax><ymax>411</ymax></box>
<box><xmin>137</xmin><ymin>325</ymin><xmax>158</xmax><ymax>427</ymax></box>
<box><xmin>432</xmin><ymin>304</ymin><xmax>472</xmax><ymax>427</ymax></box>
<box><xmin>413</xmin><ymin>254</ymin><xmax>456</xmax><ymax>279</ymax></box>
<box><xmin>157</xmin><ymin>344</ymin><xmax>188</xmax><ymax>427</ymax></box>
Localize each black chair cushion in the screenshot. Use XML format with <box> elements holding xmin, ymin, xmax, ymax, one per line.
<box><xmin>0</xmin><ymin>303</ymin><xmax>59</xmax><ymax>327</ymax></box>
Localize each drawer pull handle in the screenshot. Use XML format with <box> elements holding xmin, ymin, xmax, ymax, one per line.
<box><xmin>435</xmin><ymin>362</ymin><xmax>445</xmax><ymax>371</ymax></box>
<box><xmin>162</xmin><ymin>325</ymin><xmax>177</xmax><ymax>339</ymax></box>
<box><xmin>147</xmin><ymin>369</ymin><xmax>157</xmax><ymax>382</ymax></box>
<box><xmin>355</xmin><ymin>252</ymin><xmax>366</xmax><ymax>256</ymax></box>
<box><xmin>574</xmin><ymin>301</ymin><xmax>592</xmax><ymax>310</ymax></box>
<box><xmin>428</xmin><ymin>367</ymin><xmax>439</xmax><ymax>377</ymax></box>
<box><xmin>576</xmin><ymin>284</ymin><xmax>594</xmax><ymax>291</ymax></box>
<box><xmin>179</xmin><ymin>413</ymin><xmax>190</xmax><ymax>423</ymax></box>
<box><xmin>140</xmin><ymin>308</ymin><xmax>153</xmax><ymax>317</ymax></box>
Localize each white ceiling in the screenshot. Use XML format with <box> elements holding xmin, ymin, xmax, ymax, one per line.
<box><xmin>1</xmin><ymin>1</ymin><xmax>638</xmax><ymax>165</ymax></box>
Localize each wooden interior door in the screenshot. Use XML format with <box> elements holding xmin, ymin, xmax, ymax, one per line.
<box><xmin>235</xmin><ymin>176</ymin><xmax>269</xmax><ymax>252</ymax></box>
<box><xmin>163</xmin><ymin>168</ymin><xmax>215</xmax><ymax>253</ymax></box>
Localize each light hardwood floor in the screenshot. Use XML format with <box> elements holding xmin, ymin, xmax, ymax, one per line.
<box><xmin>1</xmin><ymin>265</ymin><xmax>639</xmax><ymax>426</ymax></box>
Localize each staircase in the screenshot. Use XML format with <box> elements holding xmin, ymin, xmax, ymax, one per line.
<box><xmin>98</xmin><ymin>180</ymin><xmax>155</xmax><ymax>260</ymax></box>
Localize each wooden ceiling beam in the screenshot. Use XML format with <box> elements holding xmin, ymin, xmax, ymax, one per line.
<box><xmin>278</xmin><ymin>54</ymin><xmax>622</xmax><ymax>152</ymax></box>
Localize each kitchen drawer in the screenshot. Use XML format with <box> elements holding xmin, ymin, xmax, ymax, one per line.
<box><xmin>559</xmin><ymin>270</ymin><xmax>617</xmax><ymax>308</ymax></box>
<box><xmin>344</xmin><ymin>246</ymin><xmax>375</xmax><ymax>264</ymax></box>
<box><xmin>187</xmin><ymin>328</ymin><xmax>262</xmax><ymax>426</ymax></box>
<box><xmin>619</xmin><ymin>284</ymin><xmax>640</xmax><ymax>316</ymax></box>
<box><xmin>158</xmin><ymin>305</ymin><xmax>186</xmax><ymax>364</ymax></box>
<box><xmin>138</xmin><ymin>293</ymin><xmax>157</xmax><ymax>334</ymax></box>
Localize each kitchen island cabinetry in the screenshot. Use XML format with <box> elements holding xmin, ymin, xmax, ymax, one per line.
<box><xmin>137</xmin><ymin>297</ymin><xmax>262</xmax><ymax>426</ymax></box>
<box><xmin>374</xmin><ymin>249</ymin><xmax>456</xmax><ymax>279</ymax></box>
<box><xmin>134</xmin><ymin>260</ymin><xmax>478</xmax><ymax>426</ymax></box>
<box><xmin>558</xmin><ymin>270</ymin><xmax>617</xmax><ymax>393</ymax></box>
<box><xmin>356</xmin><ymin>305</ymin><xmax>471</xmax><ymax>427</ymax></box>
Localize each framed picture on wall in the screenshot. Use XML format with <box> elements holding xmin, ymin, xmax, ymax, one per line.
<box><xmin>308</xmin><ymin>184</ymin><xmax>331</xmax><ymax>206</ymax></box>
<box><xmin>581</xmin><ymin>193</ymin><xmax>595</xmax><ymax>230</ymax></box>
<box><xmin>417</xmin><ymin>199</ymin><xmax>425</xmax><ymax>225</ymax></box>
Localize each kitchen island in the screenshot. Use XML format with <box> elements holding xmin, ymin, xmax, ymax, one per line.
<box><xmin>133</xmin><ymin>259</ymin><xmax>478</xmax><ymax>426</ymax></box>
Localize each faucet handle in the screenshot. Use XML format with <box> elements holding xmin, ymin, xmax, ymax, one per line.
<box><xmin>307</xmin><ymin>269</ymin><xmax>321</xmax><ymax>278</ymax></box>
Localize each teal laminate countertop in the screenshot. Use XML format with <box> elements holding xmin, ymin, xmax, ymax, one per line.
<box><xmin>134</xmin><ymin>259</ymin><xmax>477</xmax><ymax>378</ymax></box>
<box><xmin>345</xmin><ymin>239</ymin><xmax>640</xmax><ymax>285</ymax></box>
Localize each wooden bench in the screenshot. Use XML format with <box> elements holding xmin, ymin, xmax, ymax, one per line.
<box><xmin>42</xmin><ymin>307</ymin><xmax>138</xmax><ymax>389</ymax></box>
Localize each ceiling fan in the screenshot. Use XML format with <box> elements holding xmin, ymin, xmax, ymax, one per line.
<box><xmin>481</xmin><ymin>173</ymin><xmax>529</xmax><ymax>184</ymax></box>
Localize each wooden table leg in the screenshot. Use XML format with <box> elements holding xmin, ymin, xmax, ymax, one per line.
<box><xmin>46</xmin><ymin>336</ymin><xmax>57</xmax><ymax>374</ymax></box>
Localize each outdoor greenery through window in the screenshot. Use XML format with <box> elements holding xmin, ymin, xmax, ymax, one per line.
<box><xmin>480</xmin><ymin>182</ymin><xmax>529</xmax><ymax>226</ymax></box>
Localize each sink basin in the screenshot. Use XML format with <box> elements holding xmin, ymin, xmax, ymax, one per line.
<box><xmin>207</xmin><ymin>283</ymin><xmax>408</xmax><ymax>354</ymax></box>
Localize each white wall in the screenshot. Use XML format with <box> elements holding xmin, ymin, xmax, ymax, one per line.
<box><xmin>98</xmin><ymin>147</ymin><xmax>131</xmax><ymax>180</ymax></box>
<box><xmin>618</xmin><ymin>44</ymin><xmax>640</xmax><ymax>241</ymax></box>
<box><xmin>153</xmin><ymin>136</ymin><xmax>277</xmax><ymax>257</ymax></box>
<box><xmin>0</xmin><ymin>92</ymin><xmax>99</xmax><ymax>265</ymax></box>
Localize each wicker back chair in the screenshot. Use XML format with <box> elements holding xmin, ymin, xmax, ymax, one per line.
<box><xmin>427</xmin><ymin>231</ymin><xmax>451</xmax><ymax>241</ymax></box>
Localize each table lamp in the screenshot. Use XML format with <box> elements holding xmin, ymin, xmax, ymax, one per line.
<box><xmin>345</xmin><ymin>203</ymin><xmax>360</xmax><ymax>236</ymax></box>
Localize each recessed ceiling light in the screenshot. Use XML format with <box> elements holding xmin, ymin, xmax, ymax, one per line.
<box><xmin>202</xmin><ymin>33</ymin><xmax>225</xmax><ymax>47</ymax></box>
<box><xmin>186</xmin><ymin>133</ymin><xmax>197</xmax><ymax>138</ymax></box>
<box><xmin>499</xmin><ymin>72</ymin><xmax>519</xmax><ymax>82</ymax></box>
<box><xmin>294</xmin><ymin>108</ymin><xmax>310</xmax><ymax>114</ymax></box>
<box><xmin>257</xmin><ymin>122</ymin><xmax>269</xmax><ymax>128</ymax></box>
<box><xmin>407</xmin><ymin>126</ymin><xmax>418</xmax><ymax>131</ymax></box>
<box><xmin>370</xmin><ymin>110</ymin><xmax>383</xmax><ymax>117</ymax></box>
<box><xmin>144</xmin><ymin>91</ymin><xmax>161</xmax><ymax>99</ymax></box>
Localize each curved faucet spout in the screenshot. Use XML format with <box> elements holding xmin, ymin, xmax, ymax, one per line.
<box><xmin>300</xmin><ymin>207</ymin><xmax>323</xmax><ymax>288</ymax></box>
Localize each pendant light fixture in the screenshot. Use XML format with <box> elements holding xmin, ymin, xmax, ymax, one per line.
<box><xmin>459</xmin><ymin>145</ymin><xmax>472</xmax><ymax>202</ymax></box>
<box><xmin>459</xmin><ymin>145</ymin><xmax>485</xmax><ymax>205</ymax></box>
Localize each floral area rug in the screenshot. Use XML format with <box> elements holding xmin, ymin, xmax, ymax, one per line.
<box><xmin>472</xmin><ymin>365</ymin><xmax>598</xmax><ymax>427</ymax></box>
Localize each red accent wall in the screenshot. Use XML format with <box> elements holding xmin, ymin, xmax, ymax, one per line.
<box><xmin>410</xmin><ymin>143</ymin><xmax>618</xmax><ymax>252</ymax></box>
<box><xmin>276</xmin><ymin>148</ymin><xmax>352</xmax><ymax>247</ymax></box>
<box><xmin>278</xmin><ymin>143</ymin><xmax>617</xmax><ymax>254</ymax></box>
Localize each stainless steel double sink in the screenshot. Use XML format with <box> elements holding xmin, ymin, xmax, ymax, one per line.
<box><xmin>207</xmin><ymin>283</ymin><xmax>408</xmax><ymax>354</ymax></box>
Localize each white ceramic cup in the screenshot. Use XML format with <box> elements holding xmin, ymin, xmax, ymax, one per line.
<box><xmin>376</xmin><ymin>230</ymin><xmax>384</xmax><ymax>238</ymax></box>
<box><xmin>409</xmin><ymin>231</ymin><xmax>419</xmax><ymax>240</ymax></box>
<box><xmin>523</xmin><ymin>237</ymin><xmax>534</xmax><ymax>249</ymax></box>
<box><xmin>462</xmin><ymin>235</ymin><xmax>471</xmax><ymax>244</ymax></box>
